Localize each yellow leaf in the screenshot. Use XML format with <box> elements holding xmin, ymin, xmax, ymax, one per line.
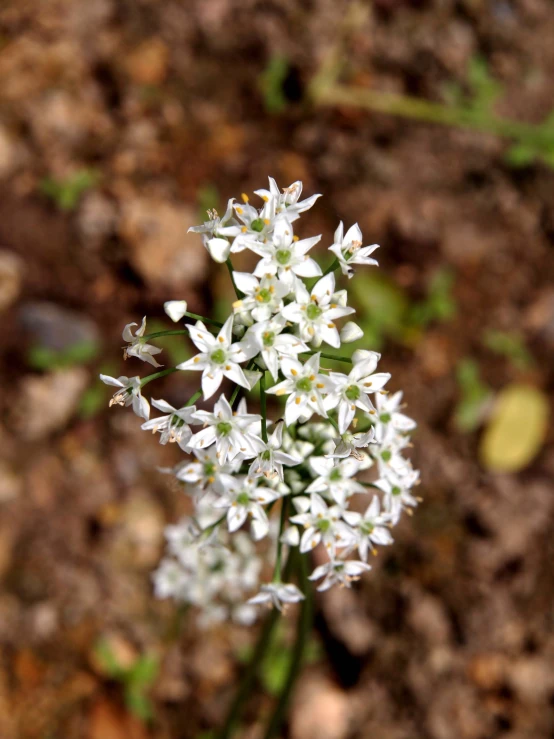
<box><xmin>480</xmin><ymin>384</ymin><xmax>549</xmax><ymax>473</ymax></box>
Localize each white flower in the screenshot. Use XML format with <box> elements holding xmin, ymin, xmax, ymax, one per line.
<box><xmin>309</xmin><ymin>558</ymin><xmax>371</xmax><ymax>591</ymax></box>
<box><xmin>140</xmin><ymin>399</ymin><xmax>197</xmax><ymax>450</ymax></box>
<box><xmin>373</xmin><ymin>390</ymin><xmax>417</xmax><ymax>442</ymax></box>
<box><xmin>244</xmin><ymin>315</ymin><xmax>309</xmax><ymax>381</ymax></box>
<box><xmin>213</xmin><ymin>474</ymin><xmax>278</xmax><ymax>539</ymax></box>
<box><xmin>289</xmin><ymin>493</ymin><xmax>355</xmax><ymax>556</ymax></box>
<box><xmin>375</xmin><ymin>464</ymin><xmax>420</xmax><ymax>524</ymax></box>
<box><xmin>189</xmin><ymin>394</ymin><xmax>265</xmax><ymax>464</ymax></box>
<box><xmin>340</xmin><ymin>321</ymin><xmax>364</xmax><ymax>344</ymax></box>
<box><xmin>248</xmin><ymin>422</ymin><xmax>301</xmax><ymax>480</ymax></box>
<box><xmin>188</xmin><ymin>199</ymin><xmax>241</xmax><ymax>263</ymax></box>
<box><xmin>174</xmin><ymin>447</ymin><xmax>239</xmax><ymax>494</ymax></box>
<box><xmin>231</xmin><ymin>195</ymin><xmax>277</xmax><ymax>250</ymax></box>
<box><xmin>248</xmin><ymin>581</ymin><xmax>305</xmax><ymax>610</ymax></box>
<box><xmin>232</xmin><ymin>273</ymin><xmax>290</xmax><ymax>322</ymax></box>
<box><xmin>177</xmin><ymin>317</ymin><xmax>258</xmax><ymax>400</ymax></box>
<box><xmin>152</xmin><ymin>558</ymin><xmax>189</xmax><ymax>599</ymax></box>
<box><xmin>306</xmin><ymin>456</ymin><xmax>366</xmax><ymax>506</ymax></box>
<box><xmin>100</xmin><ymin>374</ymin><xmax>150</xmax><ymax>420</ymax></box>
<box><xmin>343</xmin><ymin>496</ymin><xmax>393</xmax><ymax>560</ymax></box>
<box><xmin>327</xmin><ymin>427</ymin><xmax>375</xmax><ymax>459</ymax></box>
<box><xmin>281</xmin><ymin>273</ymin><xmax>355</xmax><ymax>348</ymax></box>
<box><xmin>329</xmin><ymin>222</ymin><xmax>379</xmax><ymax>278</ymax></box>
<box><xmin>324</xmin><ymin>352</ymin><xmax>391</xmax><ymax>433</ymax></box>
<box><xmin>250</xmin><ymin>218</ymin><xmax>322</xmax><ymax>289</ymax></box>
<box><xmin>265</xmin><ymin>353</ymin><xmax>335</xmax><ymax>426</ymax></box>
<box><xmin>164</xmin><ymin>301</ymin><xmax>188</xmax><ymax>323</ymax></box>
<box><xmin>254</xmin><ymin>178</ymin><xmax>321</xmax><ymax>220</ymax></box>
<box><xmin>122</xmin><ymin>317</ymin><xmax>163</xmax><ymax>367</ymax></box>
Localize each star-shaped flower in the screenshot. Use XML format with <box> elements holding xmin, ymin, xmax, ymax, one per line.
<box><xmin>140</xmin><ymin>399</ymin><xmax>197</xmax><ymax>450</ymax></box>
<box><xmin>248</xmin><ymin>582</ymin><xmax>305</xmax><ymax>611</ymax></box>
<box><xmin>100</xmin><ymin>374</ymin><xmax>150</xmax><ymax>420</ymax></box>
<box><xmin>265</xmin><ymin>353</ymin><xmax>335</xmax><ymax>426</ymax></box>
<box><xmin>281</xmin><ymin>272</ymin><xmax>355</xmax><ymax>348</ymax></box>
<box><xmin>289</xmin><ymin>493</ymin><xmax>355</xmax><ymax>557</ymax></box>
<box><xmin>343</xmin><ymin>496</ymin><xmax>393</xmax><ymax>560</ymax></box>
<box><xmin>177</xmin><ymin>317</ymin><xmax>258</xmax><ymax>400</ymax></box>
<box><xmin>328</xmin><ymin>222</ymin><xmax>379</xmax><ymax>278</ymax></box>
<box><xmin>244</xmin><ymin>314</ymin><xmax>308</xmax><ymax>381</ymax></box>
<box><xmin>213</xmin><ymin>474</ymin><xmax>278</xmax><ymax>539</ymax></box>
<box><xmin>122</xmin><ymin>317</ymin><xmax>163</xmax><ymax>367</ymax></box>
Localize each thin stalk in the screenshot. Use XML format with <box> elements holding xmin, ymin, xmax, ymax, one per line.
<box><xmin>140</xmin><ymin>367</ymin><xmax>179</xmax><ymax>387</ymax></box>
<box><xmin>217</xmin><ymin>554</ymin><xmax>294</xmax><ymax>739</ymax></box>
<box><xmin>262</xmin><ymin>554</ymin><xmax>313</xmax><ymax>739</ymax></box>
<box><xmin>301</xmin><ymin>351</ymin><xmax>353</xmax><ymax>364</ymax></box>
<box><xmin>272</xmin><ymin>496</ymin><xmax>289</xmax><ymax>583</ymax></box>
<box><xmin>315</xmin><ymin>83</ymin><xmax>554</xmax><ymax>148</ymax></box>
<box><xmin>226</xmin><ymin>257</ymin><xmax>244</xmax><ymax>300</ymax></box>
<box><xmin>322</xmin><ymin>257</ymin><xmax>340</xmax><ymax>276</ymax></box>
<box><xmin>327</xmin><ymin>415</ymin><xmax>340</xmax><ymax>434</ymax></box>
<box><xmin>142</xmin><ymin>329</ymin><xmax>188</xmax><ymax>340</ymax></box>
<box><xmin>260</xmin><ymin>371</ymin><xmax>268</xmax><ymax>443</ymax></box>
<box><xmin>185</xmin><ymin>389</ymin><xmax>203</xmax><ymax>407</ymax></box>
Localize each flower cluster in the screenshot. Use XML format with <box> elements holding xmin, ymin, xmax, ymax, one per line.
<box><xmin>101</xmin><ymin>177</ymin><xmax>420</xmax><ymax>625</ymax></box>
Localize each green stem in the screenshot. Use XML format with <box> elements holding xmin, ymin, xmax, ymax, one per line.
<box><xmin>262</xmin><ymin>554</ymin><xmax>313</xmax><ymax>739</ymax></box>
<box><xmin>322</xmin><ymin>257</ymin><xmax>340</xmax><ymax>276</ymax></box>
<box><xmin>314</xmin><ymin>83</ymin><xmax>554</xmax><ymax>148</ymax></box>
<box><xmin>142</xmin><ymin>329</ymin><xmax>188</xmax><ymax>340</ymax></box>
<box><xmin>272</xmin><ymin>496</ymin><xmax>289</xmax><ymax>583</ymax></box>
<box><xmin>327</xmin><ymin>415</ymin><xmax>340</xmax><ymax>434</ymax></box>
<box><xmin>226</xmin><ymin>258</ymin><xmax>244</xmax><ymax>300</ymax></box>
<box><xmin>186</xmin><ymin>389</ymin><xmax>203</xmax><ymax>407</ymax></box>
<box><xmin>184</xmin><ymin>311</ymin><xmax>223</xmax><ymax>327</ymax></box>
<box><xmin>301</xmin><ymin>351</ymin><xmax>353</xmax><ymax>364</ymax></box>
<box><xmin>140</xmin><ymin>367</ymin><xmax>179</xmax><ymax>387</ymax></box>
<box><xmin>217</xmin><ymin>554</ymin><xmax>294</xmax><ymax>739</ymax></box>
<box><xmin>260</xmin><ymin>372</ymin><xmax>268</xmax><ymax>443</ymax></box>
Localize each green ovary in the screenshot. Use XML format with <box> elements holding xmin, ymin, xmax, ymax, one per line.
<box><xmin>317</xmin><ymin>519</ymin><xmax>330</xmax><ymax>533</ymax></box>
<box><xmin>381</xmin><ymin>450</ymin><xmax>392</xmax><ymax>462</ymax></box>
<box><xmin>361</xmin><ymin>521</ymin><xmax>375</xmax><ymax>535</ymax></box>
<box><xmin>379</xmin><ymin>413</ymin><xmax>391</xmax><ymax>423</ymax></box>
<box><xmin>306</xmin><ymin>303</ymin><xmax>322</xmax><ymax>320</ymax></box>
<box><xmin>296</xmin><ymin>377</ymin><xmax>312</xmax><ymax>393</ymax></box>
<box><xmin>236</xmin><ymin>492</ymin><xmax>250</xmax><ymax>506</ymax></box>
<box><xmin>391</xmin><ymin>485</ymin><xmax>401</xmax><ymax>496</ymax></box>
<box><xmin>329</xmin><ymin>468</ymin><xmax>342</xmax><ymax>482</ymax></box>
<box><xmin>258</xmin><ymin>288</ymin><xmax>272</xmax><ymax>303</ymax></box>
<box><xmin>210</xmin><ymin>348</ymin><xmax>226</xmax><ymax>364</ymax></box>
<box><xmin>251</xmin><ymin>218</ymin><xmax>265</xmax><ymax>233</ymax></box>
<box><xmin>345</xmin><ymin>384</ymin><xmax>360</xmax><ymax>401</ymax></box>
<box><xmin>262</xmin><ymin>331</ymin><xmax>275</xmax><ymax>347</ymax></box>
<box><xmin>276</xmin><ymin>249</ymin><xmax>291</xmax><ymax>265</ymax></box>
<box><xmin>217</xmin><ymin>421</ymin><xmax>232</xmax><ymax>436</ymax></box>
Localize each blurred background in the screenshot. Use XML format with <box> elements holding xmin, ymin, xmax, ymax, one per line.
<box><xmin>0</xmin><ymin>0</ymin><xmax>553</xmax><ymax>737</ymax></box>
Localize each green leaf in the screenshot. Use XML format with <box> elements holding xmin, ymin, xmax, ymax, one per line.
<box><xmin>261</xmin><ymin>647</ymin><xmax>291</xmax><ymax>696</ymax></box>
<box><xmin>125</xmin><ymin>685</ymin><xmax>154</xmax><ymax>722</ymax></box>
<box><xmin>128</xmin><ymin>655</ymin><xmax>159</xmax><ymax>687</ymax></box>
<box><xmin>467</xmin><ymin>55</ymin><xmax>502</xmax><ymax>111</ymax></box>
<box><xmin>482</xmin><ymin>329</ymin><xmax>533</xmax><ymax>370</ymax></box>
<box><xmin>197</xmin><ymin>184</ymin><xmax>219</xmax><ymax>219</ymax></box>
<box><xmin>27</xmin><ymin>339</ymin><xmax>99</xmax><ymax>370</ymax></box>
<box><xmin>259</xmin><ymin>55</ymin><xmax>290</xmax><ymax>114</ymax></box>
<box><xmin>93</xmin><ymin>638</ymin><xmax>127</xmax><ymax>680</ymax></box>
<box><xmin>350</xmin><ymin>272</ymin><xmax>409</xmax><ymax>348</ymax></box>
<box><xmin>480</xmin><ymin>384</ymin><xmax>549</xmax><ymax>473</ymax></box>
<box><xmin>39</xmin><ymin>169</ymin><xmax>100</xmax><ymax>211</ymax></box>
<box><xmin>505</xmin><ymin>142</ymin><xmax>538</xmax><ymax>168</ymax></box>
<box><xmin>454</xmin><ymin>359</ymin><xmax>493</xmax><ymax>433</ymax></box>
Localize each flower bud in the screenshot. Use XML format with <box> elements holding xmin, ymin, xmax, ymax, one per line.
<box><xmin>164</xmin><ymin>300</ymin><xmax>188</xmax><ymax>322</ymax></box>
<box><xmin>340</xmin><ymin>321</ymin><xmax>364</xmax><ymax>343</ymax></box>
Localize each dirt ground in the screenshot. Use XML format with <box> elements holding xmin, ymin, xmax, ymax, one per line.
<box><xmin>0</xmin><ymin>0</ymin><xmax>553</xmax><ymax>737</ymax></box>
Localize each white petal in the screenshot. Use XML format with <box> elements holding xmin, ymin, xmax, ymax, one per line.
<box><xmin>207</xmin><ymin>237</ymin><xmax>231</xmax><ymax>263</ymax></box>
<box><xmin>163</xmin><ymin>301</ymin><xmax>188</xmax><ymax>322</ymax></box>
<box><xmin>340</xmin><ymin>321</ymin><xmax>364</xmax><ymax>343</ymax></box>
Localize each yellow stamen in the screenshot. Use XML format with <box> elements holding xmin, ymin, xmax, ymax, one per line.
<box><xmin>241</xmin><ymin>193</ymin><xmax>249</xmax><ymax>203</ymax></box>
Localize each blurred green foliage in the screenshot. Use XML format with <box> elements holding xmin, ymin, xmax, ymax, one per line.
<box><xmin>259</xmin><ymin>55</ymin><xmax>290</xmax><ymax>114</ymax></box>
<box><xmin>93</xmin><ymin>638</ymin><xmax>159</xmax><ymax>723</ymax></box>
<box><xmin>454</xmin><ymin>358</ymin><xmax>493</xmax><ymax>433</ymax></box>
<box><xmin>39</xmin><ymin>169</ymin><xmax>100</xmax><ymax>211</ymax></box>
<box><xmin>197</xmin><ymin>183</ymin><xmax>220</xmax><ymax>219</ymax></box>
<box><xmin>482</xmin><ymin>329</ymin><xmax>533</xmax><ymax>370</ymax></box>
<box><xmin>27</xmin><ymin>340</ymin><xmax>99</xmax><ymax>371</ymax></box>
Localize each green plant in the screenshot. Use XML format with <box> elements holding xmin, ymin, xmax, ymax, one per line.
<box><xmin>259</xmin><ymin>55</ymin><xmax>290</xmax><ymax>114</ymax></box>
<box><xmin>482</xmin><ymin>329</ymin><xmax>533</xmax><ymax>370</ymax></box>
<box><xmin>27</xmin><ymin>340</ymin><xmax>99</xmax><ymax>371</ymax></box>
<box><xmin>93</xmin><ymin>639</ymin><xmax>159</xmax><ymax>722</ymax></box>
<box><xmin>39</xmin><ymin>169</ymin><xmax>100</xmax><ymax>211</ymax></box>
<box><xmin>454</xmin><ymin>358</ymin><xmax>493</xmax><ymax>433</ymax></box>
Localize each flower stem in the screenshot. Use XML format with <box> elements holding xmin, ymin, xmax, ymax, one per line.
<box><xmin>217</xmin><ymin>553</ymin><xmax>294</xmax><ymax>739</ymax></box>
<box><xmin>142</xmin><ymin>329</ymin><xmax>188</xmax><ymax>340</ymax></box>
<box><xmin>322</xmin><ymin>257</ymin><xmax>340</xmax><ymax>276</ymax></box>
<box><xmin>226</xmin><ymin>258</ymin><xmax>244</xmax><ymax>300</ymax></box>
<box><xmin>327</xmin><ymin>415</ymin><xmax>340</xmax><ymax>434</ymax></box>
<box><xmin>272</xmin><ymin>496</ymin><xmax>289</xmax><ymax>583</ymax></box>
<box><xmin>260</xmin><ymin>371</ymin><xmax>268</xmax><ymax>443</ymax></box>
<box><xmin>140</xmin><ymin>367</ymin><xmax>179</xmax><ymax>387</ymax></box>
<box><xmin>301</xmin><ymin>351</ymin><xmax>353</xmax><ymax>364</ymax></box>
<box><xmin>186</xmin><ymin>389</ymin><xmax>202</xmax><ymax>407</ymax></box>
<box><xmin>262</xmin><ymin>553</ymin><xmax>313</xmax><ymax>739</ymax></box>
